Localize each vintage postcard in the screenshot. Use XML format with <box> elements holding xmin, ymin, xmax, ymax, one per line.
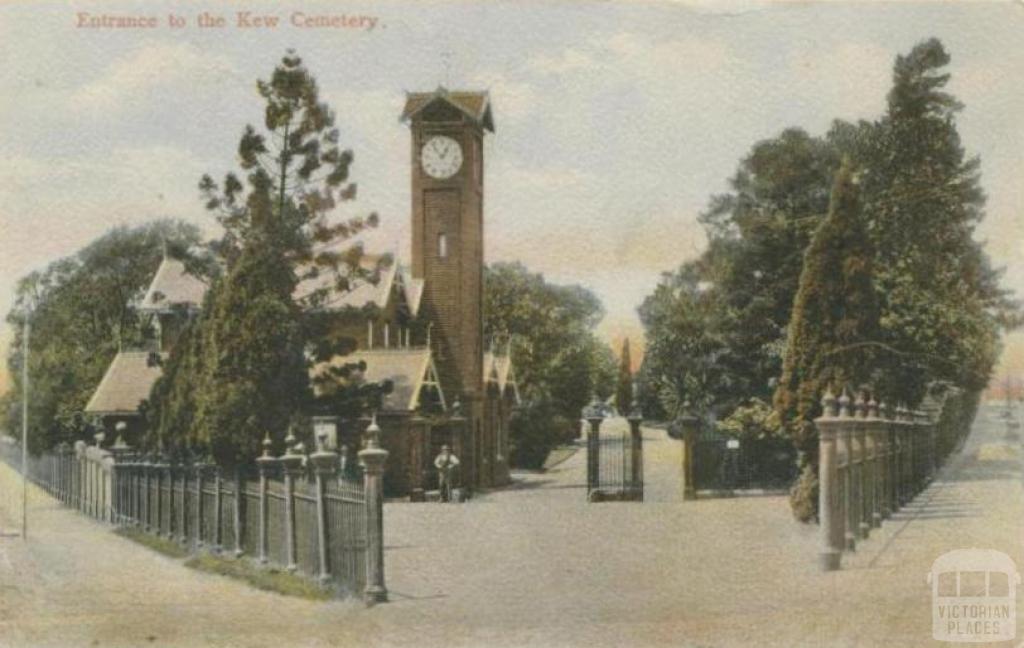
<box><xmin>1</xmin><ymin>1</ymin><xmax>1022</xmax><ymax>647</ymax></box>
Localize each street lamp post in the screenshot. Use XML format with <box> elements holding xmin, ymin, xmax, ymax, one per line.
<box><xmin>21</xmin><ymin>316</ymin><xmax>30</xmax><ymax>540</ymax></box>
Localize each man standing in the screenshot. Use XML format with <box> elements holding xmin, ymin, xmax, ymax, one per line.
<box><xmin>434</xmin><ymin>444</ymin><xmax>460</xmax><ymax>502</ymax></box>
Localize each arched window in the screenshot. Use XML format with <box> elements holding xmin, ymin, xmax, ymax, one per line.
<box><xmin>438</xmin><ymin>232</ymin><xmax>448</xmax><ymax>258</ymax></box>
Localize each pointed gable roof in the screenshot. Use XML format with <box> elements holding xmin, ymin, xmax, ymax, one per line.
<box><xmin>311</xmin><ymin>348</ymin><xmax>443</xmax><ymax>412</ymax></box>
<box><xmin>483</xmin><ymin>351</ymin><xmax>521</xmax><ymax>404</ymax></box>
<box><xmin>85</xmin><ymin>351</ymin><xmax>166</xmax><ymax>415</ymax></box>
<box><xmin>401</xmin><ymin>87</ymin><xmax>494</xmax><ymax>132</ymax></box>
<box><xmin>294</xmin><ymin>260</ymin><xmax>425</xmax><ymax>318</ymax></box>
<box><xmin>139</xmin><ymin>257</ymin><xmax>208</xmax><ymax>312</ymax></box>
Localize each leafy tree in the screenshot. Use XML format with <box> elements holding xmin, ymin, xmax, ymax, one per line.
<box><xmin>483</xmin><ymin>261</ymin><xmax>614</xmax><ymax>460</ymax></box>
<box><xmin>850</xmin><ymin>38</ymin><xmax>1016</xmax><ymax>404</ymax></box>
<box><xmin>615</xmin><ymin>338</ymin><xmax>633</xmax><ymax>412</ymax></box>
<box><xmin>636</xmin><ymin>265</ymin><xmax>733</xmax><ymax>420</ymax></box>
<box><xmin>773</xmin><ymin>158</ymin><xmax>880</xmax><ymax>521</ymax></box>
<box><xmin>147</xmin><ymin>51</ymin><xmax>380</xmax><ymax>465</ymax></box>
<box><xmin>3</xmin><ymin>221</ymin><xmax>202</xmax><ymax>453</ymax></box>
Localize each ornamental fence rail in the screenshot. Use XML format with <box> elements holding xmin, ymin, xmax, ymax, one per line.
<box><xmin>0</xmin><ymin>431</ymin><xmax>389</xmax><ymax>603</ymax></box>
<box><xmin>816</xmin><ymin>386</ymin><xmax>970</xmax><ymax>571</ymax></box>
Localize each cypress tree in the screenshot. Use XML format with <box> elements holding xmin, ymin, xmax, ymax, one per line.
<box><xmin>773</xmin><ymin>157</ymin><xmax>880</xmax><ymax>521</ymax></box>
<box><xmin>616</xmin><ymin>338</ymin><xmax>633</xmax><ymax>413</ymax></box>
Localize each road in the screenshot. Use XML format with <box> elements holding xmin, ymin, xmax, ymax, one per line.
<box><xmin>1</xmin><ymin>409</ymin><xmax>1021</xmax><ymax>647</ymax></box>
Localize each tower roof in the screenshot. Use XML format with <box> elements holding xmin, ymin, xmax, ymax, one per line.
<box><xmin>401</xmin><ymin>87</ymin><xmax>494</xmax><ymax>132</ymax></box>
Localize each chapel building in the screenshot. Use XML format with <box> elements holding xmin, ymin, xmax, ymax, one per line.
<box><xmin>85</xmin><ymin>88</ymin><xmax>518</xmax><ymax>498</ymax></box>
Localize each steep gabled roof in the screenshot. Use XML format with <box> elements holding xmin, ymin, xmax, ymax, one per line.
<box><xmin>401</xmin><ymin>87</ymin><xmax>494</xmax><ymax>132</ymax></box>
<box><xmin>483</xmin><ymin>351</ymin><xmax>521</xmax><ymax>404</ymax></box>
<box><xmin>139</xmin><ymin>257</ymin><xmax>208</xmax><ymax>312</ymax></box>
<box><xmin>311</xmin><ymin>348</ymin><xmax>443</xmax><ymax>412</ymax></box>
<box><xmin>294</xmin><ymin>261</ymin><xmax>425</xmax><ymax>318</ymax></box>
<box><xmin>85</xmin><ymin>351</ymin><xmax>166</xmax><ymax>415</ymax></box>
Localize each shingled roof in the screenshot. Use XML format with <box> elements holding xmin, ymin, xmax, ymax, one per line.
<box><xmin>401</xmin><ymin>87</ymin><xmax>494</xmax><ymax>132</ymax></box>
<box><xmin>139</xmin><ymin>257</ymin><xmax>208</xmax><ymax>312</ymax></box>
<box><xmin>311</xmin><ymin>348</ymin><xmax>443</xmax><ymax>412</ymax></box>
<box><xmin>85</xmin><ymin>351</ymin><xmax>166</xmax><ymax>415</ymax></box>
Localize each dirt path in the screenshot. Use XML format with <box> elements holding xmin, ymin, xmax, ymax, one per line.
<box><xmin>1</xmin><ymin>409</ymin><xmax>1021</xmax><ymax>648</ymax></box>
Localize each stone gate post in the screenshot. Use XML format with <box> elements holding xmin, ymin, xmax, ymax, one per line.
<box><xmin>279</xmin><ymin>430</ymin><xmax>304</xmax><ymax>573</ymax></box>
<box><xmin>359</xmin><ymin>416</ymin><xmax>389</xmax><ymax>605</ymax></box>
<box><xmin>866</xmin><ymin>396</ymin><xmax>883</xmax><ymax>529</ymax></box>
<box><xmin>311</xmin><ymin>431</ymin><xmax>339</xmax><ymax>585</ymax></box>
<box><xmin>583</xmin><ymin>398</ymin><xmax>603</xmax><ymax>497</ymax></box>
<box><xmin>672</xmin><ymin>406</ymin><xmax>700</xmax><ymax>502</ymax></box>
<box><xmin>626</xmin><ymin>404</ymin><xmax>644</xmax><ymax>502</ymax></box>
<box><xmin>854</xmin><ymin>393</ymin><xmax>870</xmax><ymax>541</ymax></box>
<box><xmin>837</xmin><ymin>390</ymin><xmax>857</xmax><ymax>552</ymax></box>
<box><xmin>816</xmin><ymin>389</ymin><xmax>843</xmax><ymax>571</ymax></box>
<box><xmin>256</xmin><ymin>433</ymin><xmax>276</xmax><ymax>565</ymax></box>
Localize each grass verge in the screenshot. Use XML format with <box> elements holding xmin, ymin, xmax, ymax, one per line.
<box><xmin>184</xmin><ymin>553</ymin><xmax>333</xmax><ymax>601</ymax></box>
<box><xmin>115</xmin><ymin>527</ymin><xmax>190</xmax><ymax>559</ymax></box>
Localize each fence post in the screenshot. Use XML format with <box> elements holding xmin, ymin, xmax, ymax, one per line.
<box><xmin>280</xmin><ymin>429</ymin><xmax>304</xmax><ymax>573</ymax></box>
<box><xmin>835</xmin><ymin>389</ymin><xmax>856</xmax><ymax>552</ymax></box>
<box><xmin>213</xmin><ymin>467</ymin><xmax>223</xmax><ymax>553</ymax></box>
<box><xmin>74</xmin><ymin>441</ymin><xmax>85</xmax><ymax>513</ymax></box>
<box><xmin>256</xmin><ymin>434</ymin><xmax>275</xmax><ymax>565</ymax></box>
<box><xmin>816</xmin><ymin>388</ymin><xmax>842</xmax><ymax>571</ymax></box>
<box><xmin>195</xmin><ymin>462</ymin><xmax>205</xmax><ymax>549</ymax></box>
<box><xmin>583</xmin><ymin>398</ymin><xmax>603</xmax><ymax>497</ymax></box>
<box><xmin>109</xmin><ymin>436</ymin><xmax>130</xmax><ymax>525</ymax></box>
<box><xmin>626</xmin><ymin>404</ymin><xmax>644</xmax><ymax>502</ymax></box>
<box><xmin>359</xmin><ymin>415</ymin><xmax>389</xmax><ymax>604</ymax></box>
<box><xmin>866</xmin><ymin>396</ymin><xmax>883</xmax><ymax>529</ymax></box>
<box><xmin>232</xmin><ymin>467</ymin><xmax>243</xmax><ymax>558</ymax></box>
<box><xmin>178</xmin><ymin>457</ymin><xmax>189</xmax><ymax>546</ymax></box>
<box><xmin>854</xmin><ymin>393</ymin><xmax>870</xmax><ymax>541</ymax></box>
<box><xmin>154</xmin><ymin>454</ymin><xmax>166</xmax><ymax>536</ymax></box>
<box><xmin>877</xmin><ymin>401</ymin><xmax>891</xmax><ymax>521</ymax></box>
<box><xmin>311</xmin><ymin>431</ymin><xmax>339</xmax><ymax>585</ymax></box>
<box><xmin>885</xmin><ymin>402</ymin><xmax>899</xmax><ymax>514</ymax></box>
<box><xmin>671</xmin><ymin>407</ymin><xmax>700</xmax><ymax>502</ymax></box>
<box><xmin>899</xmin><ymin>404</ymin><xmax>913</xmax><ymax>503</ymax></box>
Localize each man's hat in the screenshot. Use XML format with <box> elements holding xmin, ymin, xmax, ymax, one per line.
<box><xmin>441</xmin><ymin>444</ymin><xmax>450</xmax><ymax>451</ymax></box>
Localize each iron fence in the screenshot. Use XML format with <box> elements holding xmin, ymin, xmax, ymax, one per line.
<box><xmin>0</xmin><ymin>438</ymin><xmax>378</xmax><ymax>600</ymax></box>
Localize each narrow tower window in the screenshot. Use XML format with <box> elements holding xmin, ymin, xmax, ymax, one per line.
<box><xmin>438</xmin><ymin>232</ymin><xmax>448</xmax><ymax>258</ymax></box>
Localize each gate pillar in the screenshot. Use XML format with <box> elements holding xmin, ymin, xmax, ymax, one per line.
<box><xmin>671</xmin><ymin>405</ymin><xmax>700</xmax><ymax>501</ymax></box>
<box><xmin>583</xmin><ymin>398</ymin><xmax>604</xmax><ymax>497</ymax></box>
<box><xmin>627</xmin><ymin>404</ymin><xmax>644</xmax><ymax>502</ymax></box>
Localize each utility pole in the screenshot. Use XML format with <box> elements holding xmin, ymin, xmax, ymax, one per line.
<box><xmin>21</xmin><ymin>317</ymin><xmax>29</xmax><ymax>540</ymax></box>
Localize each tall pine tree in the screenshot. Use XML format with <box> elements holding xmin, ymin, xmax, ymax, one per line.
<box><xmin>148</xmin><ymin>51</ymin><xmax>381</xmax><ymax>466</ymax></box>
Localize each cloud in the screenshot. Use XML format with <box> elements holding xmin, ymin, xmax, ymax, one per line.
<box><xmin>70</xmin><ymin>41</ymin><xmax>238</xmax><ymax>116</ymax></box>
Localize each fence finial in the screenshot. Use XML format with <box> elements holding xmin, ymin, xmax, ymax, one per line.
<box><xmin>261</xmin><ymin>432</ymin><xmax>272</xmax><ymax>458</ymax></box>
<box><xmin>365</xmin><ymin>412</ymin><xmax>382</xmax><ymax>449</ymax></box>
<box><xmin>821</xmin><ymin>386</ymin><xmax>838</xmax><ymax>417</ymax></box>
<box><xmin>867</xmin><ymin>394</ymin><xmax>879</xmax><ymax>419</ymax></box>
<box><xmin>855</xmin><ymin>390</ymin><xmax>868</xmax><ymax>419</ymax></box>
<box><xmin>838</xmin><ymin>387</ymin><xmax>853</xmax><ymax>418</ymax></box>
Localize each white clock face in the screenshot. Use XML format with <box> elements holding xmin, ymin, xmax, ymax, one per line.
<box><xmin>421</xmin><ymin>135</ymin><xmax>463</xmax><ymax>180</ymax></box>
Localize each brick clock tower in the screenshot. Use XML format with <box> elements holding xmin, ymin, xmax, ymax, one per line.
<box><xmin>402</xmin><ymin>88</ymin><xmax>494</xmax><ymax>487</ymax></box>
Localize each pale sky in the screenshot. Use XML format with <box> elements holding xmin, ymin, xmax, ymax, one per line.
<box><xmin>1</xmin><ymin>0</ymin><xmax>1022</xmax><ymax>391</ymax></box>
